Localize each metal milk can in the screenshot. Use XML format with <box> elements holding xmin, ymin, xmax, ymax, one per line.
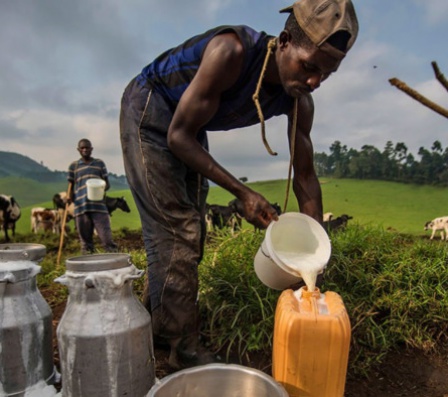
<box><xmin>56</xmin><ymin>253</ymin><xmax>155</xmax><ymax>397</ymax></box>
<box><xmin>0</xmin><ymin>243</ymin><xmax>57</xmax><ymax>397</ymax></box>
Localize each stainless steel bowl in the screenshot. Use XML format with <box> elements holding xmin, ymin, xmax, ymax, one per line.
<box><xmin>148</xmin><ymin>364</ymin><xmax>288</xmax><ymax>397</ymax></box>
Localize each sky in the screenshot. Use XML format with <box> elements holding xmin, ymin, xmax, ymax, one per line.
<box><xmin>1</xmin><ymin>0</ymin><xmax>448</xmax><ymax>182</ymax></box>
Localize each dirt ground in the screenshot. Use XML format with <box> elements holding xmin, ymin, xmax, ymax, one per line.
<box><xmin>47</xmin><ymin>296</ymin><xmax>448</xmax><ymax>397</ymax></box>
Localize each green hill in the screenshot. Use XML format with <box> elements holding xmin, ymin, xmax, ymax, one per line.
<box><xmin>0</xmin><ymin>151</ymin><xmax>128</xmax><ymax>204</ymax></box>
<box><xmin>0</xmin><ymin>151</ymin><xmax>51</xmax><ymax>177</ymax></box>
<box><xmin>0</xmin><ymin>150</ymin><xmax>67</xmax><ymax>183</ymax></box>
<box><xmin>0</xmin><ymin>176</ymin><xmax>128</xmax><ymax>208</ymax></box>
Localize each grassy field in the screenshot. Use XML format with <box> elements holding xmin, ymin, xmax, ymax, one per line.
<box><xmin>209</xmin><ymin>178</ymin><xmax>448</xmax><ymax>235</ymax></box>
<box><xmin>4</xmin><ymin>177</ymin><xmax>448</xmax><ymax>390</ymax></box>
<box><xmin>4</xmin><ymin>177</ymin><xmax>448</xmax><ymax>237</ymax></box>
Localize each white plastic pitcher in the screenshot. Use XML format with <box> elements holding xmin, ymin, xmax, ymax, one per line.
<box><xmin>86</xmin><ymin>179</ymin><xmax>106</xmax><ymax>201</ymax></box>
<box><xmin>254</xmin><ymin>212</ymin><xmax>331</xmax><ymax>290</ymax></box>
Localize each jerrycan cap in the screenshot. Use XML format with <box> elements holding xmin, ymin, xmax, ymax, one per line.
<box><xmin>301</xmin><ymin>286</ymin><xmax>321</xmax><ymax>299</ymax></box>
<box><xmin>66</xmin><ymin>253</ymin><xmax>132</xmax><ymax>272</ymax></box>
<box><xmin>0</xmin><ymin>243</ymin><xmax>46</xmax><ymax>262</ymax></box>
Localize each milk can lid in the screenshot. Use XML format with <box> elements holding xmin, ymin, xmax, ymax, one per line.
<box><xmin>65</xmin><ymin>253</ymin><xmax>132</xmax><ymax>272</ymax></box>
<box><xmin>0</xmin><ymin>243</ymin><xmax>46</xmax><ymax>262</ymax></box>
<box><xmin>0</xmin><ymin>244</ymin><xmax>45</xmax><ymax>283</ymax></box>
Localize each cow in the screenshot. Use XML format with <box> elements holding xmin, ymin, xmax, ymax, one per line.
<box><xmin>424</xmin><ymin>216</ymin><xmax>448</xmax><ymax>240</ymax></box>
<box><xmin>0</xmin><ymin>195</ymin><xmax>21</xmax><ymax>242</ymax></box>
<box><xmin>52</xmin><ymin>192</ymin><xmax>75</xmax><ymax>225</ymax></box>
<box><xmin>228</xmin><ymin>198</ymin><xmax>282</xmax><ymax>232</ymax></box>
<box><xmin>53</xmin><ymin>192</ymin><xmax>68</xmax><ymax>210</ymax></box>
<box><xmin>205</xmin><ymin>204</ymin><xmax>240</xmax><ymax>234</ymax></box>
<box><xmin>323</xmin><ymin>214</ymin><xmax>353</xmax><ymax>233</ymax></box>
<box><xmin>53</xmin><ymin>192</ymin><xmax>130</xmax><ymax>219</ymax></box>
<box><xmin>105</xmin><ymin>196</ymin><xmax>131</xmax><ymax>215</ymax></box>
<box><xmin>323</xmin><ymin>212</ymin><xmax>334</xmax><ymax>222</ymax></box>
<box><xmin>31</xmin><ymin>207</ymin><xmax>60</xmax><ymax>234</ymax></box>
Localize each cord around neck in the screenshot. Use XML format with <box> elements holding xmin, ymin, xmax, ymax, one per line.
<box><xmin>252</xmin><ymin>37</ymin><xmax>299</xmax><ymax>212</ymax></box>
<box><xmin>252</xmin><ymin>37</ymin><xmax>278</xmax><ymax>156</ymax></box>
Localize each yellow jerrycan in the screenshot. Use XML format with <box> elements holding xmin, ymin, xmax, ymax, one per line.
<box><xmin>272</xmin><ymin>287</ymin><xmax>351</xmax><ymax>397</ymax></box>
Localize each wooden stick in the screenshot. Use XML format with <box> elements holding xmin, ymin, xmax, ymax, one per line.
<box><xmin>56</xmin><ymin>182</ymin><xmax>72</xmax><ymax>269</ymax></box>
<box><xmin>432</xmin><ymin>61</ymin><xmax>448</xmax><ymax>92</ymax></box>
<box><xmin>388</xmin><ymin>77</ymin><xmax>448</xmax><ymax>119</ymax></box>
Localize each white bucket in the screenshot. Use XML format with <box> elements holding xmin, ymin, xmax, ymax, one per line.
<box><xmin>254</xmin><ymin>212</ymin><xmax>331</xmax><ymax>290</ymax></box>
<box><xmin>86</xmin><ymin>179</ymin><xmax>106</xmax><ymax>201</ymax></box>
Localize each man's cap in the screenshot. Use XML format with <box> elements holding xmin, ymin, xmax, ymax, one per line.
<box><xmin>280</xmin><ymin>0</ymin><xmax>359</xmax><ymax>60</ymax></box>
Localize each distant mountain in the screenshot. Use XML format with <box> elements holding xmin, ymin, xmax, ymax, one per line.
<box><xmin>0</xmin><ymin>151</ymin><xmax>128</xmax><ymax>187</ymax></box>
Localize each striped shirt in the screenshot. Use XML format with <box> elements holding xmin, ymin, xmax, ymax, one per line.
<box><xmin>67</xmin><ymin>158</ymin><xmax>109</xmax><ymax>216</ymax></box>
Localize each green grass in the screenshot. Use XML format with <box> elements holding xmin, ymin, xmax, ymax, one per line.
<box><xmin>6</xmin><ymin>176</ymin><xmax>448</xmax><ymax>379</ymax></box>
<box><xmin>24</xmin><ymin>223</ymin><xmax>448</xmax><ymax>378</ymax></box>
<box><xmin>319</xmin><ymin>179</ymin><xmax>448</xmax><ymax>234</ymax></box>
<box><xmin>0</xmin><ymin>177</ymin><xmax>68</xmax><ymax>207</ymax></box>
<box><xmin>199</xmin><ymin>226</ymin><xmax>448</xmax><ymax>375</ymax></box>
<box><xmin>205</xmin><ymin>178</ymin><xmax>448</xmax><ymax>235</ymax></box>
<box><xmin>4</xmin><ymin>177</ymin><xmax>448</xmax><ymax>237</ymax></box>
<box><xmin>12</xmin><ymin>189</ymin><xmax>141</xmax><ymax>234</ymax></box>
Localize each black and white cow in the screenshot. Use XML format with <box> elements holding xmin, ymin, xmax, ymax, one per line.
<box><xmin>424</xmin><ymin>216</ymin><xmax>448</xmax><ymax>240</ymax></box>
<box><xmin>0</xmin><ymin>194</ymin><xmax>21</xmax><ymax>242</ymax></box>
<box><xmin>323</xmin><ymin>214</ymin><xmax>353</xmax><ymax>233</ymax></box>
<box><xmin>323</xmin><ymin>212</ymin><xmax>334</xmax><ymax>222</ymax></box>
<box><xmin>205</xmin><ymin>203</ymin><xmax>240</xmax><ymax>234</ymax></box>
<box><xmin>53</xmin><ymin>192</ymin><xmax>68</xmax><ymax>210</ymax></box>
<box><xmin>54</xmin><ymin>192</ymin><xmax>130</xmax><ymax>217</ymax></box>
<box><xmin>228</xmin><ymin>198</ymin><xmax>282</xmax><ymax>232</ymax></box>
<box><xmin>105</xmin><ymin>196</ymin><xmax>131</xmax><ymax>215</ymax></box>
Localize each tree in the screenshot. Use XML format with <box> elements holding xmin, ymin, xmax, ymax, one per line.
<box><xmin>328</xmin><ymin>140</ymin><xmax>350</xmax><ymax>177</ymax></box>
<box><xmin>393</xmin><ymin>142</ymin><xmax>408</xmax><ymax>180</ymax></box>
<box><xmin>389</xmin><ymin>61</ymin><xmax>448</xmax><ymax>118</ymax></box>
<box><xmin>314</xmin><ymin>151</ymin><xmax>330</xmax><ymax>176</ymax></box>
<box><xmin>348</xmin><ymin>145</ymin><xmax>382</xmax><ymax>179</ymax></box>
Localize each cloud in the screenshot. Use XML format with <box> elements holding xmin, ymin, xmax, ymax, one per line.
<box><xmin>418</xmin><ymin>0</ymin><xmax>448</xmax><ymax>24</ymax></box>
<box><xmin>1</xmin><ymin>0</ymin><xmax>447</xmax><ymax>184</ymax></box>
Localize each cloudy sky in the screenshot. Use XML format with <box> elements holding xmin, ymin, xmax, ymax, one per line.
<box><xmin>1</xmin><ymin>0</ymin><xmax>448</xmax><ymax>182</ymax></box>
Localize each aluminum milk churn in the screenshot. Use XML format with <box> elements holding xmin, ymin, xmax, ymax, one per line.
<box><xmin>272</xmin><ymin>287</ymin><xmax>351</xmax><ymax>397</ymax></box>
<box><xmin>0</xmin><ymin>243</ymin><xmax>57</xmax><ymax>397</ymax></box>
<box><xmin>56</xmin><ymin>253</ymin><xmax>155</xmax><ymax>397</ymax></box>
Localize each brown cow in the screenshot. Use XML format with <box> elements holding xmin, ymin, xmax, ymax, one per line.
<box><xmin>31</xmin><ymin>207</ymin><xmax>60</xmax><ymax>234</ymax></box>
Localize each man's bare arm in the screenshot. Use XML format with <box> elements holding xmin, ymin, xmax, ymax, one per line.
<box><xmin>168</xmin><ymin>33</ymin><xmax>278</xmax><ymax>228</ymax></box>
<box><xmin>290</xmin><ymin>95</ymin><xmax>323</xmax><ymax>222</ymax></box>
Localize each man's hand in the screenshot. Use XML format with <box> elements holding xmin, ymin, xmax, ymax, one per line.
<box><xmin>241</xmin><ymin>191</ymin><xmax>279</xmax><ymax>230</ymax></box>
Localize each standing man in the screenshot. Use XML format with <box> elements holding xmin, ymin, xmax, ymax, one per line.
<box><xmin>120</xmin><ymin>0</ymin><xmax>358</xmax><ymax>370</ymax></box>
<box><xmin>68</xmin><ymin>138</ymin><xmax>117</xmax><ymax>254</ymax></box>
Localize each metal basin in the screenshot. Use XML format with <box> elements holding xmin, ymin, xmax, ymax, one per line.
<box><xmin>148</xmin><ymin>364</ymin><xmax>288</xmax><ymax>397</ymax></box>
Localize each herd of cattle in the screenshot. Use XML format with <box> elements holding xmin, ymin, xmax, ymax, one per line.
<box><xmin>204</xmin><ymin>200</ymin><xmax>354</xmax><ymax>235</ymax></box>
<box><xmin>2</xmin><ymin>191</ymin><xmax>448</xmax><ymax>242</ymax></box>
<box><xmin>0</xmin><ymin>192</ymin><xmax>131</xmax><ymax>242</ymax></box>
